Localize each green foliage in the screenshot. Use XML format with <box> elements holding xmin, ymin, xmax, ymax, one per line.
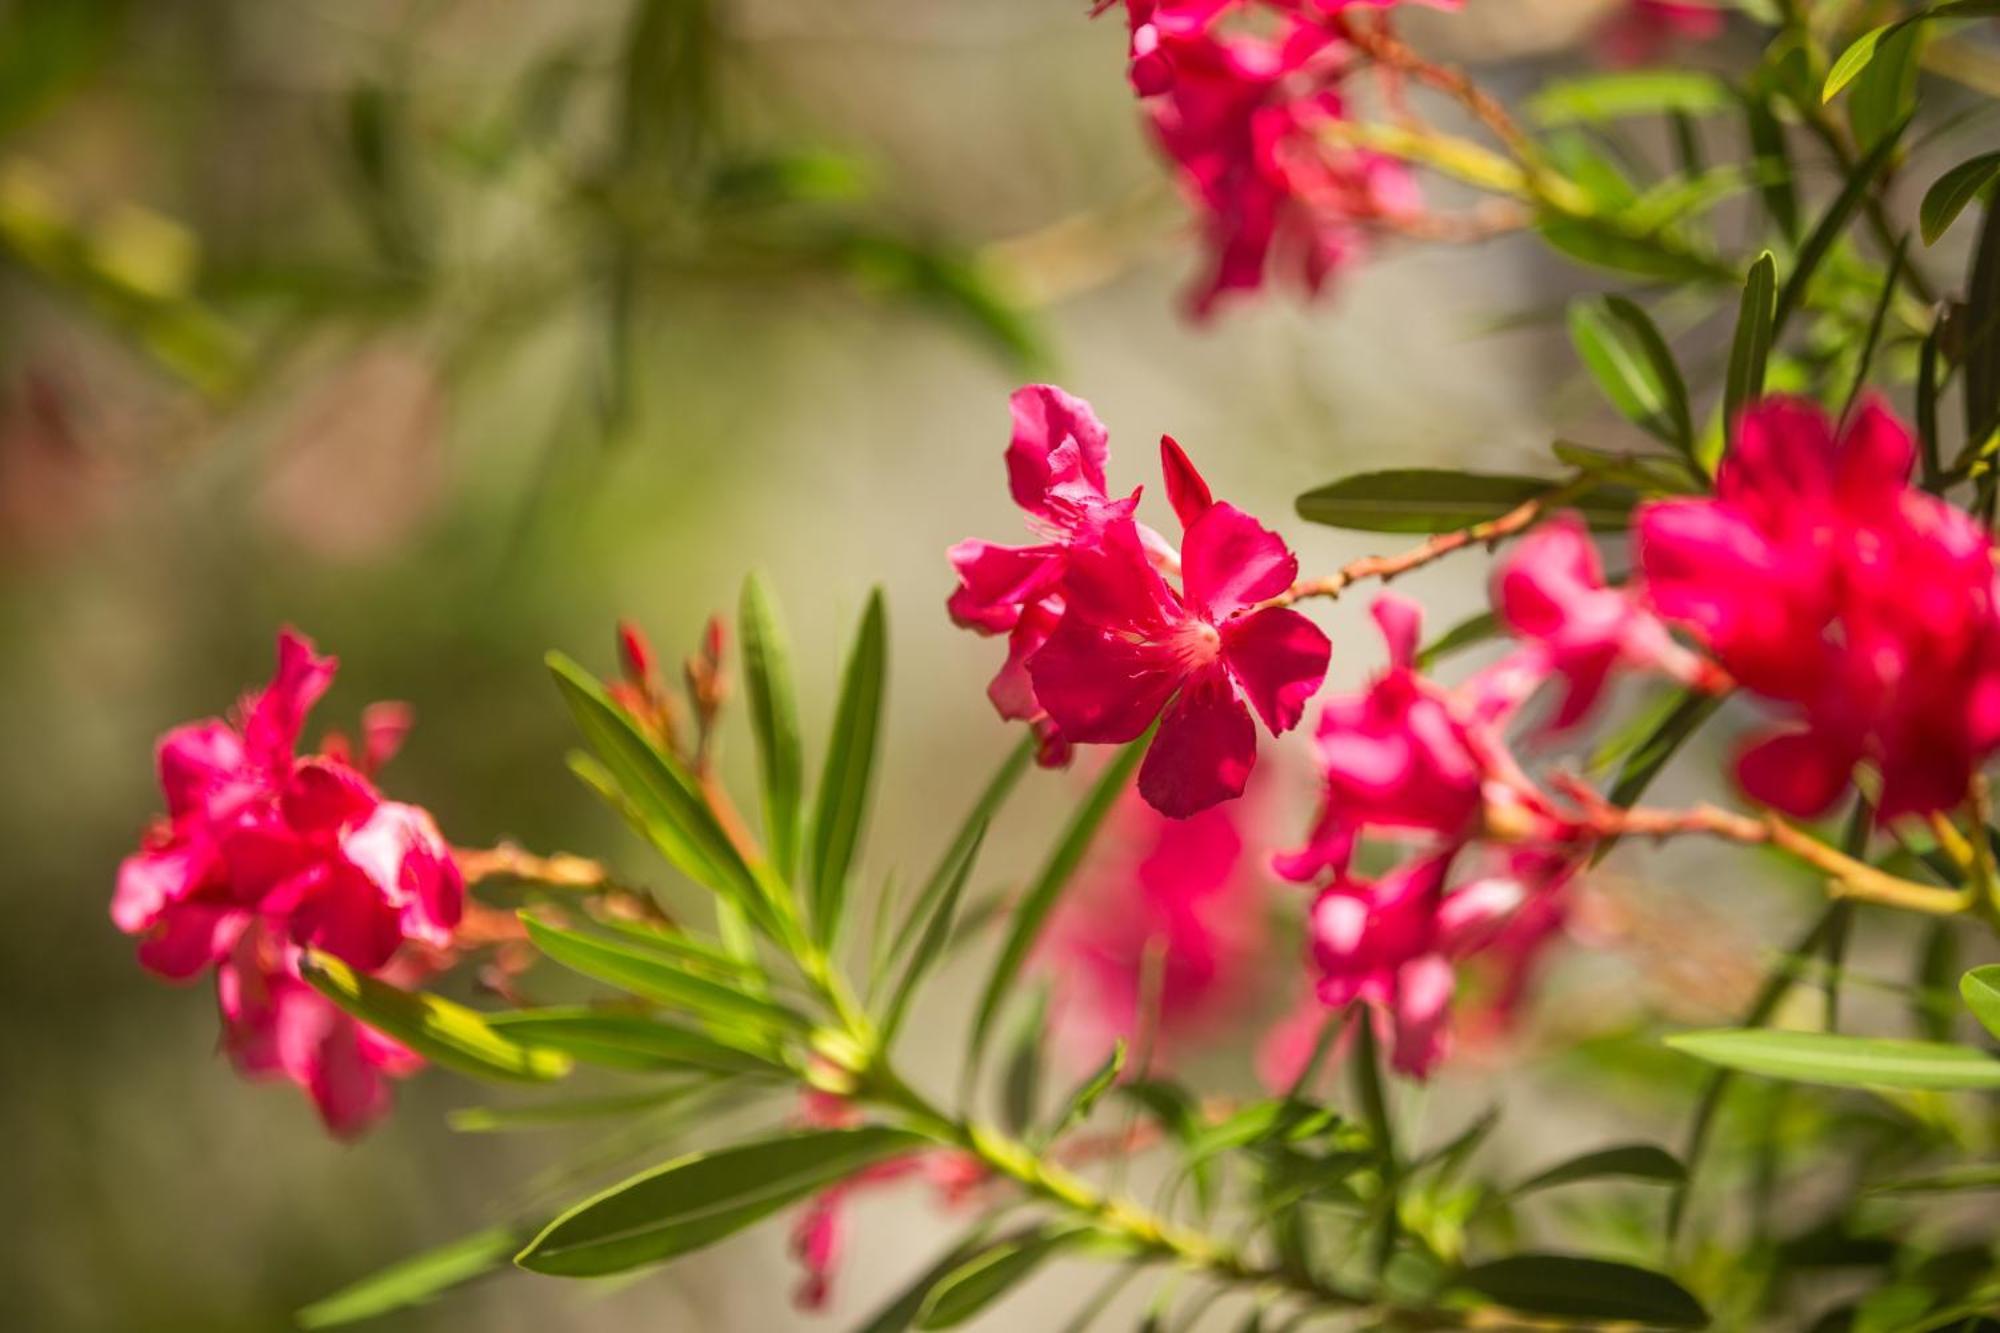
<box><xmin>520</xmin><ymin>914</ymin><xmax>812</xmax><ymax>1037</ymax></box>
<box><xmin>808</xmin><ymin>589</ymin><xmax>888</xmax><ymax>946</ymax></box>
<box><xmin>1667</xmin><ymin>1029</ymin><xmax>2000</xmax><ymax>1091</ymax></box>
<box><xmin>1921</xmin><ymin>152</ymin><xmax>2000</xmax><ymax>245</ymax></box>
<box><xmin>297</xmin><ymin>1224</ymin><xmax>529</xmax><ymax>1328</ymax></box>
<box><xmin>1296</xmin><ymin>470</ymin><xmax>1635</xmax><ymax>533</ymax></box>
<box><xmin>915</xmin><ymin>1225</ymin><xmax>1101</xmax><ymax>1329</ymax></box>
<box><xmin>1459</xmin><ymin>1255</ymin><xmax>1709</xmax><ymax>1328</ymax></box>
<box><xmin>1567</xmin><ymin>295</ymin><xmax>1693</xmax><ymax>453</ymax></box>
<box><xmin>299</xmin><ymin>953</ymin><xmax>572</xmax><ymax>1084</ymax></box>
<box><xmin>739</xmin><ymin>573</ymin><xmax>806</xmax><ymax>878</ymax></box>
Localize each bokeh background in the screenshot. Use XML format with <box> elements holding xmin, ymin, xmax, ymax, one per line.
<box><xmin>0</xmin><ymin>2</ymin><xmax>1808</xmax><ymax>1329</ymax></box>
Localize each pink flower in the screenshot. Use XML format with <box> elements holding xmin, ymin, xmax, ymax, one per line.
<box><xmin>1129</xmin><ymin>11</ymin><xmax>1421</xmax><ymax>316</ymax></box>
<box><xmin>1492</xmin><ymin>512</ymin><xmax>1705</xmax><ymax>729</ymax></box>
<box><xmin>1028</xmin><ymin>438</ymin><xmax>1330</xmax><ymax>816</ymax></box>
<box><xmin>1307</xmin><ymin>852</ymin><xmax>1524</xmax><ymax>1076</ymax></box>
<box><xmin>1596</xmin><ymin>0</ymin><xmax>1725</xmax><ymax>66</ymax></box>
<box><xmin>1042</xmin><ymin>787</ymin><xmax>1269</xmax><ymax>1069</ymax></box>
<box><xmin>1637</xmin><ymin>397</ymin><xmax>2000</xmax><ymax>819</ymax></box>
<box><xmin>113</xmin><ymin>629</ymin><xmax>463</xmax><ymax>978</ymax></box>
<box><xmin>217</xmin><ymin>928</ymin><xmax>433</xmax><ymax>1139</ymax></box>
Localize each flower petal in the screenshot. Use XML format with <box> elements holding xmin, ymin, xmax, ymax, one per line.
<box><xmin>1138</xmin><ymin>664</ymin><xmax>1257</xmax><ymax>816</ymax></box>
<box><xmin>1179</xmin><ymin>502</ymin><xmax>1298</xmax><ymax>620</ymax></box>
<box><xmin>1159</xmin><ymin>434</ymin><xmax>1215</xmax><ymax>529</ymax></box>
<box><xmin>1220</xmin><ymin>605</ymin><xmax>1330</xmax><ymax>735</ymax></box>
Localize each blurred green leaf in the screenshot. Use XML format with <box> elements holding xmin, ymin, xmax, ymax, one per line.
<box><xmin>485</xmin><ymin>1006</ymin><xmax>778</xmax><ymax>1074</ymax></box>
<box><xmin>448</xmin><ymin>1087</ymin><xmax>706</xmax><ymax>1133</ymax></box>
<box><xmin>1961</xmin><ymin>965</ymin><xmax>2000</xmax><ymax>1040</ymax></box>
<box><xmin>967</xmin><ymin>736</ymin><xmax>1147</xmax><ymax>1077</ymax></box>
<box><xmin>1567</xmin><ymin>295</ymin><xmax>1694</xmax><ymax>453</ymax></box>
<box><xmin>1527</xmin><ymin>71</ymin><xmax>1729</xmax><ymax>125</ymax></box>
<box><xmin>916</xmin><ymin>1226</ymin><xmax>1092</xmax><ymax>1329</ymax></box>
<box><xmin>1721</xmin><ymin>251</ymin><xmax>1777</xmax><ymax>461</ymax></box>
<box><xmin>1921</xmin><ymin>151</ymin><xmax>2000</xmax><ymax>245</ymax></box>
<box><xmin>1824</xmin><ymin>1</ymin><xmax>2000</xmax><ymax>101</ymax></box>
<box><xmin>299</xmin><ymin>952</ymin><xmax>571</xmax><ymax>1084</ymax></box>
<box><xmin>521</xmin><ymin>915</ymin><xmax>811</xmax><ymax>1036</ymax></box>
<box><xmin>1872</xmin><ymin>1162</ymin><xmax>2000</xmax><ymax>1193</ymax></box>
<box><xmin>1512</xmin><ymin>1143</ymin><xmax>1686</xmax><ymax>1195</ymax></box>
<box><xmin>1049</xmin><ymin>1040</ymin><xmax>1125</xmax><ymax>1140</ymax></box>
<box><xmin>1296</xmin><ymin>470</ymin><xmax>1634</xmax><ymax>534</ymax></box>
<box><xmin>1741</xmin><ymin>92</ymin><xmax>1800</xmax><ymax>243</ymax></box>
<box><xmin>1417</xmin><ymin>610</ymin><xmax>1500</xmax><ymax>668</ymax></box>
<box><xmin>0</xmin><ymin>0</ymin><xmax>130</xmax><ymax>137</ymax></box>
<box><xmin>1848</xmin><ymin>25</ymin><xmax>1923</xmax><ymax>151</ymax></box>
<box><xmin>853</xmin><ymin>1229</ymin><xmax>1006</xmax><ymax>1333</ymax></box>
<box><xmin>517</xmin><ymin>1126</ymin><xmax>925</xmax><ymax>1276</ymax></box>
<box><xmin>740</xmin><ymin>573</ymin><xmax>806</xmax><ymax>878</ymax></box>
<box><xmin>298</xmin><ymin>1223</ymin><xmax>529</xmax><ymax>1328</ymax></box>
<box><xmin>1667</xmin><ymin>1028</ymin><xmax>2000</xmax><ymax>1090</ymax></box>
<box><xmin>1000</xmin><ymin>990</ymin><xmax>1048</xmax><ymax>1136</ymax></box>
<box><xmin>881</xmin><ymin>821</ymin><xmax>988</xmax><ymax>1046</ymax></box>
<box><xmin>810</xmin><ymin>589</ymin><xmax>887</xmax><ymax>946</ymax></box>
<box><xmin>1966</xmin><ymin>192</ymin><xmax>2000</xmax><ymax>449</ymax></box>
<box><xmin>1774</xmin><ymin>118</ymin><xmax>1909</xmax><ymax>338</ymax></box>
<box><xmin>1460</xmin><ymin>1254</ymin><xmax>1709</xmax><ymax>1328</ymax></box>
<box><xmin>1537</xmin><ymin>214</ymin><xmax>1730</xmax><ymax>284</ymax></box>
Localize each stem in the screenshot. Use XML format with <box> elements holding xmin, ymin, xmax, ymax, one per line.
<box><xmin>455</xmin><ymin>843</ymin><xmax>622</xmax><ymax>891</ymax></box>
<box><xmin>1338</xmin><ymin>17</ymin><xmax>1543</xmax><ymax>175</ymax></box>
<box><xmin>1268</xmin><ymin>477</ymin><xmax>1591</xmax><ymax>609</ymax></box>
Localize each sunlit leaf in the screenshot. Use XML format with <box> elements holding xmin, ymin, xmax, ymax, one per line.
<box><xmin>1824</xmin><ymin>1</ymin><xmax>2000</xmax><ymax>101</ymax></box>
<box><xmin>1048</xmin><ymin>1040</ymin><xmax>1126</xmax><ymax>1140</ymax></box>
<box><xmin>1921</xmin><ymin>152</ymin><xmax>2000</xmax><ymax>245</ymax></box>
<box><xmin>1667</xmin><ymin>1028</ymin><xmax>2000</xmax><ymax>1090</ymax></box>
<box><xmin>485</xmin><ymin>1007</ymin><xmax>779</xmax><ymax>1074</ymax></box>
<box><xmin>521</xmin><ymin>915</ymin><xmax>811</xmax><ymax>1036</ymax></box>
<box><xmin>299</xmin><ymin>952</ymin><xmax>571</xmax><ymax>1084</ymax></box>
<box><xmin>1961</xmin><ymin>965</ymin><xmax>2000</xmax><ymax>1040</ymax></box>
<box><xmin>298</xmin><ymin>1224</ymin><xmax>528</xmax><ymax>1328</ymax></box>
<box><xmin>448</xmin><ymin>1087</ymin><xmax>707</xmax><ymax>1134</ymax></box>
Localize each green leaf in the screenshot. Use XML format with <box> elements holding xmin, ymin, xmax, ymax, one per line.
<box><xmin>485</xmin><ymin>1007</ymin><xmax>778</xmax><ymax>1074</ymax></box>
<box><xmin>1741</xmin><ymin>93</ymin><xmax>1800</xmax><ymax>243</ymax></box>
<box><xmin>966</xmin><ymin>735</ymin><xmax>1147</xmax><ymax>1076</ymax></box>
<box><xmin>1960</xmin><ymin>965</ymin><xmax>2000</xmax><ymax>1040</ymax></box>
<box><xmin>522</xmin><ymin>915</ymin><xmax>811</xmax><ymax>1036</ymax></box>
<box><xmin>1921</xmin><ymin>151</ymin><xmax>2000</xmax><ymax>245</ymax></box>
<box><xmin>1914</xmin><ymin>920</ymin><xmax>1959</xmax><ymax>1041</ymax></box>
<box><xmin>1527</xmin><ymin>71</ymin><xmax>1729</xmax><ymax>125</ymax></box>
<box><xmin>1513</xmin><ymin>1143</ymin><xmax>1686</xmax><ymax>1195</ymax></box>
<box><xmin>1001</xmin><ymin>988</ymin><xmax>1049</xmax><ymax>1136</ymax></box>
<box><xmin>852</xmin><ymin>1230</ymin><xmax>1006</xmax><ymax>1333</ymax></box>
<box><xmin>1536</xmin><ymin>214</ymin><xmax>1730</xmax><ymax>284</ymax></box>
<box><xmin>810</xmin><ymin>589</ymin><xmax>888</xmax><ymax>945</ymax></box>
<box><xmin>1839</xmin><ymin>235</ymin><xmax>1906</xmax><ymax>425</ymax></box>
<box><xmin>1847</xmin><ymin>23</ymin><xmax>1922</xmax><ymax>151</ymax></box>
<box><xmin>740</xmin><ymin>573</ymin><xmax>805</xmax><ymax>878</ymax></box>
<box><xmin>1721</xmin><ymin>251</ymin><xmax>1777</xmax><ymax>461</ymax></box>
<box><xmin>881</xmin><ymin>821</ymin><xmax>989</xmax><ymax>1045</ymax></box>
<box><xmin>448</xmin><ymin>1087</ymin><xmax>705</xmax><ymax>1134</ymax></box>
<box><xmin>1666</xmin><ymin>1028</ymin><xmax>2000</xmax><ymax>1090</ymax></box>
<box><xmin>1824</xmin><ymin>1</ymin><xmax>2000</xmax><ymax>101</ymax></box>
<box><xmin>1967</xmin><ymin>192</ymin><xmax>2000</xmax><ymax>450</ymax></box>
<box><xmin>1296</xmin><ymin>470</ymin><xmax>1634</xmax><ymax>534</ymax></box>
<box><xmin>548</xmin><ymin>652</ymin><xmax>777</xmax><ymax>936</ymax></box>
<box><xmin>1567</xmin><ymin>295</ymin><xmax>1693</xmax><ymax>453</ymax></box>
<box><xmin>1871</xmin><ymin>1162</ymin><xmax>2000</xmax><ymax>1194</ymax></box>
<box><xmin>517</xmin><ymin>1126</ymin><xmax>926</xmax><ymax>1276</ymax></box>
<box><xmin>1050</xmin><ymin>1040</ymin><xmax>1126</xmax><ymax>1140</ymax></box>
<box><xmin>1599</xmin><ymin>689</ymin><xmax>1722</xmax><ymax>843</ymax></box>
<box><xmin>1416</xmin><ymin>610</ymin><xmax>1499</xmax><ymax>669</ymax></box>
<box><xmin>1773</xmin><ymin>118</ymin><xmax>1910</xmax><ymax>339</ymax></box>
<box><xmin>298</xmin><ymin>1224</ymin><xmax>528</xmax><ymax>1328</ymax></box>
<box><xmin>916</xmin><ymin>1226</ymin><xmax>1089</xmax><ymax>1329</ymax></box>
<box><xmin>1460</xmin><ymin>1254</ymin><xmax>1709</xmax><ymax>1328</ymax></box>
<box><xmin>299</xmin><ymin>952</ymin><xmax>571</xmax><ymax>1084</ymax></box>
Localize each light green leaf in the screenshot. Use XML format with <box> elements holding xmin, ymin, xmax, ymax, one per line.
<box><xmin>1667</xmin><ymin>1028</ymin><xmax>2000</xmax><ymax>1090</ymax></box>
<box><xmin>1824</xmin><ymin>1</ymin><xmax>2000</xmax><ymax>101</ymax></box>
<box><xmin>1567</xmin><ymin>295</ymin><xmax>1693</xmax><ymax>453</ymax></box>
<box><xmin>810</xmin><ymin>589</ymin><xmax>888</xmax><ymax>945</ymax></box>
<box><xmin>299</xmin><ymin>952</ymin><xmax>571</xmax><ymax>1084</ymax></box>
<box><xmin>298</xmin><ymin>1224</ymin><xmax>528</xmax><ymax>1328</ymax></box>
<box><xmin>485</xmin><ymin>1007</ymin><xmax>779</xmax><ymax>1074</ymax></box>
<box><xmin>521</xmin><ymin>915</ymin><xmax>811</xmax><ymax>1036</ymax></box>
<box><xmin>1527</xmin><ymin>71</ymin><xmax>1730</xmax><ymax>125</ymax></box>
<box><xmin>966</xmin><ymin>736</ymin><xmax>1147</xmax><ymax>1076</ymax></box>
<box><xmin>883</xmin><ymin>738</ymin><xmax>1034</xmax><ymax>981</ymax></box>
<box><xmin>1050</xmin><ymin>1040</ymin><xmax>1126</xmax><ymax>1140</ymax></box>
<box><xmin>740</xmin><ymin>573</ymin><xmax>805</xmax><ymax>879</ymax></box>
<box><xmin>1921</xmin><ymin>151</ymin><xmax>2000</xmax><ymax>245</ymax></box>
<box><xmin>517</xmin><ymin>1126</ymin><xmax>926</xmax><ymax>1276</ymax></box>
<box><xmin>448</xmin><ymin>1087</ymin><xmax>706</xmax><ymax>1133</ymax></box>
<box><xmin>1513</xmin><ymin>1143</ymin><xmax>1686</xmax><ymax>1195</ymax></box>
<box><xmin>1961</xmin><ymin>965</ymin><xmax>2000</xmax><ymax>1040</ymax></box>
<box><xmin>1460</xmin><ymin>1254</ymin><xmax>1709</xmax><ymax>1328</ymax></box>
<box><xmin>1295</xmin><ymin>470</ymin><xmax>1635</xmax><ymax>534</ymax></box>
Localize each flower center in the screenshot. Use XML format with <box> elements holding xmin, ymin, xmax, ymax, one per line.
<box><xmin>1169</xmin><ymin>619</ymin><xmax>1223</xmax><ymax>672</ymax></box>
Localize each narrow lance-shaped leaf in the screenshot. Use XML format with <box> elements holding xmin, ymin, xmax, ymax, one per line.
<box><xmin>1966</xmin><ymin>192</ymin><xmax>2000</xmax><ymax>451</ymax></box>
<box><xmin>1741</xmin><ymin>91</ymin><xmax>1799</xmax><ymax>243</ymax></box>
<box><xmin>1961</xmin><ymin>965</ymin><xmax>2000</xmax><ymax>1040</ymax></box>
<box><xmin>517</xmin><ymin>1126</ymin><xmax>927</xmax><ymax>1276</ymax></box>
<box><xmin>1567</xmin><ymin>295</ymin><xmax>1694</xmax><ymax>454</ymax></box>
<box><xmin>1526</xmin><ymin>71</ymin><xmax>1729</xmax><ymax>125</ymax></box>
<box><xmin>1917</xmin><ymin>323</ymin><xmax>1945</xmax><ymax>489</ymax></box>
<box><xmin>966</xmin><ymin>735</ymin><xmax>1147</xmax><ymax>1077</ymax></box>
<box><xmin>1048</xmin><ymin>1040</ymin><xmax>1127</xmax><ymax>1142</ymax></box>
<box><xmin>1460</xmin><ymin>1254</ymin><xmax>1709</xmax><ymax>1329</ymax></box>
<box><xmin>1667</xmin><ymin>1028</ymin><xmax>2000</xmax><ymax>1090</ymax></box>
<box><xmin>1001</xmin><ymin>987</ymin><xmax>1049</xmax><ymax>1136</ymax></box>
<box><xmin>447</xmin><ymin>1086</ymin><xmax>707</xmax><ymax>1134</ymax></box>
<box><xmin>1773</xmin><ymin>117</ymin><xmax>1911</xmax><ymax>340</ymax></box>
<box><xmin>810</xmin><ymin>589</ymin><xmax>888</xmax><ymax>946</ymax></box>
<box><xmin>1512</xmin><ymin>1143</ymin><xmax>1686</xmax><ymax>1195</ymax></box>
<box><xmin>1720</xmin><ymin>251</ymin><xmax>1776</xmax><ymax>462</ymax></box>
<box><xmin>1920</xmin><ymin>151</ymin><xmax>2000</xmax><ymax>245</ymax></box>
<box><xmin>740</xmin><ymin>573</ymin><xmax>805</xmax><ymax>879</ymax></box>
<box><xmin>1846</xmin><ymin>23</ymin><xmax>1921</xmax><ymax>152</ymax></box>
<box><xmin>521</xmin><ymin>914</ymin><xmax>812</xmax><ymax>1037</ymax></box>
<box><xmin>299</xmin><ymin>952</ymin><xmax>572</xmax><ymax>1084</ymax></box>
<box><xmin>1296</xmin><ymin>470</ymin><xmax>1635</xmax><ymax>534</ymax></box>
<box><xmin>484</xmin><ymin>1007</ymin><xmax>779</xmax><ymax>1075</ymax></box>
<box><xmin>1823</xmin><ymin>0</ymin><xmax>2000</xmax><ymax>102</ymax></box>
<box><xmin>297</xmin><ymin>1224</ymin><xmax>531</xmax><ymax>1328</ymax></box>
<box><xmin>916</xmin><ymin>1225</ymin><xmax>1094</xmax><ymax>1329</ymax></box>
<box><xmin>881</xmin><ymin>821</ymin><xmax>989</xmax><ymax>1045</ymax></box>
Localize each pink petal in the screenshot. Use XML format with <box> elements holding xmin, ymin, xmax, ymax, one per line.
<box><xmin>988</xmin><ymin>601</ymin><xmax>1060</xmax><ymax>723</ymax></box>
<box><xmin>1007</xmin><ymin>385</ymin><xmax>1110</xmax><ymax>515</ymax></box>
<box><xmin>947</xmin><ymin>539</ymin><xmax>1064</xmax><ymax>633</ymax></box>
<box><xmin>113</xmin><ymin>840</ymin><xmax>210</xmax><ymax>933</ymax></box>
<box><xmin>1138</xmin><ymin>664</ymin><xmax>1257</xmax><ymax>816</ymax></box>
<box><xmin>1388</xmin><ymin>953</ymin><xmax>1455</xmax><ymax>1078</ymax></box>
<box><xmin>136</xmin><ymin>902</ymin><xmax>249</xmax><ymax>980</ymax></box>
<box><xmin>281</xmin><ymin>758</ymin><xmax>382</xmax><ymax>836</ymax></box>
<box><xmin>1220</xmin><ymin>606</ymin><xmax>1330</xmax><ymax>735</ymax></box>
<box><xmin>1179</xmin><ymin>502</ymin><xmax>1298</xmax><ymax>621</ymax></box>
<box><xmin>1735</xmin><ymin>729</ymin><xmax>1858</xmax><ymax>818</ymax></box>
<box><xmin>1371</xmin><ymin>595</ymin><xmax>1422</xmax><ymax>670</ymax></box>
<box><xmin>342</xmin><ymin>801</ymin><xmax>464</xmax><ymax>948</ymax></box>
<box><xmin>1159</xmin><ymin>435</ymin><xmax>1215</xmax><ymax>529</ymax></box>
<box><xmin>241</xmin><ymin>628</ymin><xmax>338</xmax><ymax>769</ymax></box>
<box><xmin>157</xmin><ymin>721</ymin><xmax>249</xmax><ymax>820</ymax></box>
<box><xmin>1029</xmin><ymin>610</ymin><xmax>1182</xmax><ymax>744</ymax></box>
<box><xmin>360</xmin><ymin>702</ymin><xmax>414</xmax><ymax>774</ymax></box>
<box><xmin>1837</xmin><ymin>395</ymin><xmax>1917</xmax><ymax>510</ymax></box>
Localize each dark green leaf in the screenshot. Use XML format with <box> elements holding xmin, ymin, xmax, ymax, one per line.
<box><xmin>1871</xmin><ymin>1162</ymin><xmax>2000</xmax><ymax>1193</ymax></box>
<box><xmin>1967</xmin><ymin>192</ymin><xmax>2000</xmax><ymax>449</ymax></box>
<box><xmin>485</xmin><ymin>1007</ymin><xmax>777</xmax><ymax>1074</ymax></box>
<box><xmin>1666</xmin><ymin>1028</ymin><xmax>2000</xmax><ymax>1090</ymax></box>
<box><xmin>740</xmin><ymin>573</ymin><xmax>805</xmax><ymax>878</ymax></box>
<box><xmin>1568</xmin><ymin>295</ymin><xmax>1694</xmax><ymax>453</ymax></box>
<box><xmin>852</xmin><ymin>1230</ymin><xmax>1005</xmax><ymax>1333</ymax></box>
<box><xmin>1417</xmin><ymin>611</ymin><xmax>1499</xmax><ymax>669</ymax></box>
<box><xmin>1527</xmin><ymin>71</ymin><xmax>1729</xmax><ymax>125</ymax></box>
<box><xmin>916</xmin><ymin>1226</ymin><xmax>1089</xmax><ymax>1329</ymax></box>
<box><xmin>1918</xmin><ymin>323</ymin><xmax>1945</xmax><ymax>489</ymax></box>
<box><xmin>1513</xmin><ymin>1143</ymin><xmax>1686</xmax><ymax>1195</ymax></box>
<box><xmin>448</xmin><ymin>1087</ymin><xmax>706</xmax><ymax>1133</ymax></box>
<box><xmin>1460</xmin><ymin>1254</ymin><xmax>1709</xmax><ymax>1328</ymax></box>
<box><xmin>1961</xmin><ymin>965</ymin><xmax>2000</xmax><ymax>1040</ymax></box>
<box><xmin>1722</xmin><ymin>252</ymin><xmax>1777</xmax><ymax>458</ymax></box>
<box><xmin>882</xmin><ymin>821</ymin><xmax>990</xmax><ymax>1045</ymax></box>
<box><xmin>1537</xmin><ymin>214</ymin><xmax>1730</xmax><ymax>284</ymax></box>
<box><xmin>1296</xmin><ymin>470</ymin><xmax>1634</xmax><ymax>534</ymax></box>
<box><xmin>1921</xmin><ymin>151</ymin><xmax>2000</xmax><ymax>245</ymax></box>
<box><xmin>1915</xmin><ymin>921</ymin><xmax>1960</xmax><ymax>1041</ymax></box>
<box><xmin>298</xmin><ymin>1225</ymin><xmax>528</xmax><ymax>1328</ymax></box>
<box><xmin>1774</xmin><ymin>118</ymin><xmax>1910</xmax><ymax>339</ymax></box>
<box><xmin>1847</xmin><ymin>24</ymin><xmax>1922</xmax><ymax>151</ymax></box>
<box><xmin>1742</xmin><ymin>93</ymin><xmax>1800</xmax><ymax>243</ymax></box>
<box><xmin>966</xmin><ymin>736</ymin><xmax>1147</xmax><ymax>1074</ymax></box>
<box><xmin>1840</xmin><ymin>238</ymin><xmax>1907</xmax><ymax>426</ymax></box>
<box><xmin>1049</xmin><ymin>1041</ymin><xmax>1126</xmax><ymax>1139</ymax></box>
<box><xmin>517</xmin><ymin>1126</ymin><xmax>926</xmax><ymax>1276</ymax></box>
<box><xmin>299</xmin><ymin>952</ymin><xmax>571</xmax><ymax>1084</ymax></box>
<box><xmin>1603</xmin><ymin>688</ymin><xmax>1722</xmax><ymax>817</ymax></box>
<box><xmin>1824</xmin><ymin>1</ymin><xmax>2000</xmax><ymax>101</ymax></box>
<box><xmin>522</xmin><ymin>915</ymin><xmax>811</xmax><ymax>1036</ymax></box>
<box><xmin>1001</xmin><ymin>988</ymin><xmax>1049</xmax><ymax>1136</ymax></box>
<box><xmin>810</xmin><ymin>589</ymin><xmax>888</xmax><ymax>945</ymax></box>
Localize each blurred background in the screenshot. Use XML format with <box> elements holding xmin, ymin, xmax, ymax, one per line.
<box><xmin>0</xmin><ymin>1</ymin><xmax>1821</xmax><ymax>1329</ymax></box>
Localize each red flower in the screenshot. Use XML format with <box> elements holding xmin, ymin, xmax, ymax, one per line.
<box><xmin>1028</xmin><ymin>437</ymin><xmax>1330</xmax><ymax>817</ymax></box>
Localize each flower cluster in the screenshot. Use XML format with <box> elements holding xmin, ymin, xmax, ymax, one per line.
<box><xmin>1096</xmin><ymin>1</ymin><xmax>1424</xmax><ymax>316</ymax></box>
<box><xmin>949</xmin><ymin>385</ymin><xmax>1330</xmax><ymax>816</ymax></box>
<box><xmin>112</xmin><ymin>629</ymin><xmax>463</xmax><ymax>1136</ymax></box>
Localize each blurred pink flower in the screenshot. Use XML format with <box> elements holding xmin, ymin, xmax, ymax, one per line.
<box><xmin>1029</xmin><ymin>439</ymin><xmax>1330</xmax><ymax>816</ymax></box>
<box><xmin>1596</xmin><ymin>0</ymin><xmax>1724</xmax><ymax>67</ymax></box>
<box><xmin>1637</xmin><ymin>397</ymin><xmax>2000</xmax><ymax>818</ymax></box>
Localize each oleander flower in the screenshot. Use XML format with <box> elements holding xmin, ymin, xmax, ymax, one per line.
<box><xmin>1028</xmin><ymin>438</ymin><xmax>1330</xmax><ymax>816</ymax></box>
<box><xmin>1597</xmin><ymin>0</ymin><xmax>1725</xmax><ymax>66</ymax></box>
<box><xmin>1042</xmin><ymin>786</ymin><xmax>1269</xmax><ymax>1069</ymax></box>
<box><xmin>1637</xmin><ymin>397</ymin><xmax>2000</xmax><ymax>818</ymax></box>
